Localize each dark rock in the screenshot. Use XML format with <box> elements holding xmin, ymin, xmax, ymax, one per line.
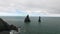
<box><xmin>0</xmin><ymin>18</ymin><xmax>18</xmax><ymax>32</ymax></box>
<box><xmin>24</xmin><ymin>15</ymin><xmax>31</xmax><ymax>22</ymax></box>
<box><xmin>38</xmin><ymin>16</ymin><xmax>41</xmax><ymax>22</ymax></box>
<box><xmin>0</xmin><ymin>31</ymin><xmax>10</xmax><ymax>34</ymax></box>
<box><xmin>0</xmin><ymin>18</ymin><xmax>10</xmax><ymax>31</ymax></box>
<box><xmin>9</xmin><ymin>24</ymin><xmax>18</xmax><ymax>32</ymax></box>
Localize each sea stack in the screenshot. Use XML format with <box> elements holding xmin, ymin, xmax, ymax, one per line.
<box><xmin>38</xmin><ymin>16</ymin><xmax>41</xmax><ymax>22</ymax></box>
<box><xmin>24</xmin><ymin>15</ymin><xmax>31</xmax><ymax>22</ymax></box>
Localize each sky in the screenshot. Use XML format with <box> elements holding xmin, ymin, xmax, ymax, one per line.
<box><xmin>0</xmin><ymin>0</ymin><xmax>60</xmax><ymax>17</ymax></box>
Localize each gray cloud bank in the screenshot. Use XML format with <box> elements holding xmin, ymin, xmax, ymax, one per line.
<box><xmin>0</xmin><ymin>0</ymin><xmax>60</xmax><ymax>15</ymax></box>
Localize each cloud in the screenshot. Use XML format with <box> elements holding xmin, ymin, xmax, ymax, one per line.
<box><xmin>0</xmin><ymin>0</ymin><xmax>60</xmax><ymax>16</ymax></box>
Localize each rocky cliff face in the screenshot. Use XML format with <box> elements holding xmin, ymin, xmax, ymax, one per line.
<box><xmin>0</xmin><ymin>18</ymin><xmax>9</xmax><ymax>31</ymax></box>
<box><xmin>0</xmin><ymin>18</ymin><xmax>18</xmax><ymax>32</ymax></box>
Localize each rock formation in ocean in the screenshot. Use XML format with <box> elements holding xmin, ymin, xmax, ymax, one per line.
<box><xmin>0</xmin><ymin>18</ymin><xmax>18</xmax><ymax>32</ymax></box>
<box><xmin>24</xmin><ymin>15</ymin><xmax>31</xmax><ymax>22</ymax></box>
<box><xmin>38</xmin><ymin>16</ymin><xmax>41</xmax><ymax>22</ymax></box>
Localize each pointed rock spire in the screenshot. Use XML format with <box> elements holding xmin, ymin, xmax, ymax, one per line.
<box><xmin>38</xmin><ymin>16</ymin><xmax>41</xmax><ymax>22</ymax></box>
<box><xmin>24</xmin><ymin>15</ymin><xmax>31</xmax><ymax>22</ymax></box>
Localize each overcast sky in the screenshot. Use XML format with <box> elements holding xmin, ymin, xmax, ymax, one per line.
<box><xmin>0</xmin><ymin>0</ymin><xmax>60</xmax><ymax>16</ymax></box>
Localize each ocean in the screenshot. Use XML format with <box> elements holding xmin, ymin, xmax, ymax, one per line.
<box><xmin>0</xmin><ymin>16</ymin><xmax>60</xmax><ymax>34</ymax></box>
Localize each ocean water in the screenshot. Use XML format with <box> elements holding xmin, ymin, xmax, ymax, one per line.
<box><xmin>1</xmin><ymin>16</ymin><xmax>60</xmax><ymax>34</ymax></box>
